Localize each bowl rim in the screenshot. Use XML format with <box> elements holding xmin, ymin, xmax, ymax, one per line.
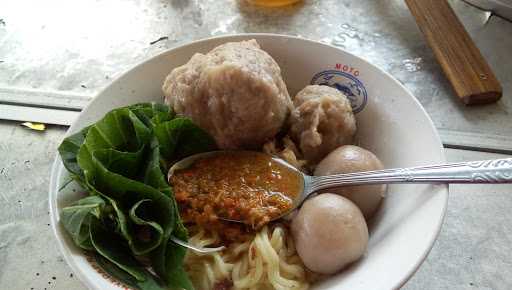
<box><xmin>48</xmin><ymin>32</ymin><xmax>448</xmax><ymax>290</ymax></box>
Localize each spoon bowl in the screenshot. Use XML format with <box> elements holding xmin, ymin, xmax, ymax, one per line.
<box><xmin>168</xmin><ymin>150</ymin><xmax>306</xmax><ymax>226</ymax></box>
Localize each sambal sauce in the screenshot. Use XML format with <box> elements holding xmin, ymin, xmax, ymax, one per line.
<box><xmin>170</xmin><ymin>151</ymin><xmax>302</xmax><ymax>240</ymax></box>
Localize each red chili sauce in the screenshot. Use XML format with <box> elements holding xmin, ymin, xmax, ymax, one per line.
<box><xmin>170</xmin><ymin>151</ymin><xmax>303</xmax><ymax>241</ymax></box>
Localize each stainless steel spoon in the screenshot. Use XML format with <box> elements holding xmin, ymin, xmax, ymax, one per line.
<box><xmin>169</xmin><ymin>151</ymin><xmax>512</xmax><ymax>252</ymax></box>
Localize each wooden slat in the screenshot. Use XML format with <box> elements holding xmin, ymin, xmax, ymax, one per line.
<box><xmin>405</xmin><ymin>0</ymin><xmax>502</xmax><ymax>105</ymax></box>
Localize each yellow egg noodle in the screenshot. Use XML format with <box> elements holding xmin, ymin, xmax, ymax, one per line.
<box><xmin>185</xmin><ymin>225</ymin><xmax>310</xmax><ymax>290</ymax></box>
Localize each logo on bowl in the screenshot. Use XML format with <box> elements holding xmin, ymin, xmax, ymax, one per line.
<box><xmin>310</xmin><ymin>69</ymin><xmax>368</xmax><ymax>114</ymax></box>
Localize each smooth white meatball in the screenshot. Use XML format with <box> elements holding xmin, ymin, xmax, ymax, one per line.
<box><xmin>291</xmin><ymin>193</ymin><xmax>368</xmax><ymax>274</ymax></box>
<box><xmin>289</xmin><ymin>85</ymin><xmax>356</xmax><ymax>164</ymax></box>
<box><xmin>162</xmin><ymin>39</ymin><xmax>292</xmax><ymax>149</ymax></box>
<box><xmin>314</xmin><ymin>145</ymin><xmax>386</xmax><ymax>219</ymax></box>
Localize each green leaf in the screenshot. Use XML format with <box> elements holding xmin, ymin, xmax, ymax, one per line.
<box><xmin>166</xmin><ymin>266</ymin><xmax>194</xmax><ymax>290</ymax></box>
<box><xmin>87</xmin><ymin>162</ymin><xmax>175</xmax><ymax>255</ymax></box>
<box><xmin>143</xmin><ymin>137</ymin><xmax>172</xmax><ymax>196</ymax></box>
<box><xmin>90</xmin><ymin>217</ymin><xmax>147</xmax><ymax>281</ymax></box>
<box><xmin>60</xmin><ymin>195</ymin><xmax>105</xmax><ymax>250</ymax></box>
<box><xmin>77</xmin><ymin>108</ymin><xmax>150</xmax><ymax>184</ymax></box>
<box><xmin>83</xmin><ymin>108</ymin><xmax>151</xmax><ymax>153</ymax></box>
<box><xmin>154</xmin><ymin>117</ymin><xmax>217</xmax><ymax>164</ymax></box>
<box><xmin>171</xmin><ymin>198</ymin><xmax>189</xmax><ymax>265</ymax></box>
<box><xmin>58</xmin><ymin>176</ymin><xmax>74</xmax><ymax>191</ymax></box>
<box><xmin>77</xmin><ymin>142</ymin><xmax>95</xmax><ymax>183</ymax></box>
<box><xmin>130</xmin><ymin>102</ymin><xmax>175</xmax><ymax>127</ymax></box>
<box><xmin>58</xmin><ymin>126</ymin><xmax>90</xmax><ymax>177</ymax></box>
<box><xmin>57</xmin><ymin>102</ymin><xmax>171</xmax><ymax>181</ymax></box>
<box><xmin>152</xmin><ymin>199</ymin><xmax>193</xmax><ymax>290</ymax></box>
<box><xmin>94</xmin><ymin>254</ymin><xmax>164</xmax><ymax>290</ymax></box>
<box><xmin>92</xmin><ymin>147</ymin><xmax>145</xmax><ymax>180</ymax></box>
<box><xmin>151</xmin><ymin>237</ymin><xmax>194</xmax><ymax>290</ymax></box>
<box><xmin>128</xmin><ymin>199</ymin><xmax>164</xmax><ymax>255</ymax></box>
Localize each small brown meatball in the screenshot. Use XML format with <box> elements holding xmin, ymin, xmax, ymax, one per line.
<box><xmin>314</xmin><ymin>145</ymin><xmax>386</xmax><ymax>219</ymax></box>
<box><xmin>163</xmin><ymin>39</ymin><xmax>292</xmax><ymax>149</ymax></box>
<box><xmin>291</xmin><ymin>193</ymin><xmax>368</xmax><ymax>274</ymax></box>
<box><xmin>289</xmin><ymin>85</ymin><xmax>356</xmax><ymax>164</ymax></box>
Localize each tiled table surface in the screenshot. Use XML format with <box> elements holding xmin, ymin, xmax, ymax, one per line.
<box><xmin>0</xmin><ymin>0</ymin><xmax>511</xmax><ymax>289</ymax></box>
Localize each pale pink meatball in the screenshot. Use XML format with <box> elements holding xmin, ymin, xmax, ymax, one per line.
<box><xmin>314</xmin><ymin>145</ymin><xmax>386</xmax><ymax>219</ymax></box>
<box><xmin>289</xmin><ymin>85</ymin><xmax>356</xmax><ymax>164</ymax></box>
<box><xmin>291</xmin><ymin>193</ymin><xmax>368</xmax><ymax>274</ymax></box>
<box><xmin>162</xmin><ymin>40</ymin><xmax>292</xmax><ymax>149</ymax></box>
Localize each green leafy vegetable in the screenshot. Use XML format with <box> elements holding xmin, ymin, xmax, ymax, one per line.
<box><xmin>154</xmin><ymin>118</ymin><xmax>217</xmax><ymax>163</ymax></box>
<box><xmin>129</xmin><ymin>102</ymin><xmax>175</xmax><ymax>127</ymax></box>
<box><xmin>89</xmin><ymin>217</ymin><xmax>148</xmax><ymax>281</ymax></box>
<box><xmin>58</xmin><ymin>126</ymin><xmax>90</xmax><ymax>178</ymax></box>
<box><xmin>128</xmin><ymin>199</ymin><xmax>165</xmax><ymax>255</ymax></box>
<box><xmin>95</xmin><ymin>254</ymin><xmax>164</xmax><ymax>290</ymax></box>
<box><xmin>159</xmin><ymin>204</ymin><xmax>193</xmax><ymax>290</ymax></box>
<box><xmin>58</xmin><ymin>103</ymin><xmax>217</xmax><ymax>290</ymax></box>
<box><xmin>61</xmin><ymin>195</ymin><xmax>106</xmax><ymax>250</ymax></box>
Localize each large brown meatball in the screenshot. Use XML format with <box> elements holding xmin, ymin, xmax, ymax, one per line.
<box><xmin>289</xmin><ymin>85</ymin><xmax>356</xmax><ymax>164</ymax></box>
<box><xmin>314</xmin><ymin>145</ymin><xmax>386</xmax><ymax>219</ymax></box>
<box><xmin>162</xmin><ymin>40</ymin><xmax>292</xmax><ymax>149</ymax></box>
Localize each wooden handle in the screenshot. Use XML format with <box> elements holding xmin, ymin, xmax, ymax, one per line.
<box><xmin>405</xmin><ymin>0</ymin><xmax>502</xmax><ymax>105</ymax></box>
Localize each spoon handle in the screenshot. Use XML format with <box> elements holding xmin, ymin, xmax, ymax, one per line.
<box><xmin>309</xmin><ymin>158</ymin><xmax>512</xmax><ymax>191</ymax></box>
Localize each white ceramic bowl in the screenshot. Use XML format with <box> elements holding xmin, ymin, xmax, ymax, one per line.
<box><xmin>49</xmin><ymin>34</ymin><xmax>448</xmax><ymax>290</ymax></box>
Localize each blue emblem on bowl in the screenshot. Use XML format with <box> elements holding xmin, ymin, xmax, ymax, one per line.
<box><xmin>310</xmin><ymin>70</ymin><xmax>368</xmax><ymax>114</ymax></box>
